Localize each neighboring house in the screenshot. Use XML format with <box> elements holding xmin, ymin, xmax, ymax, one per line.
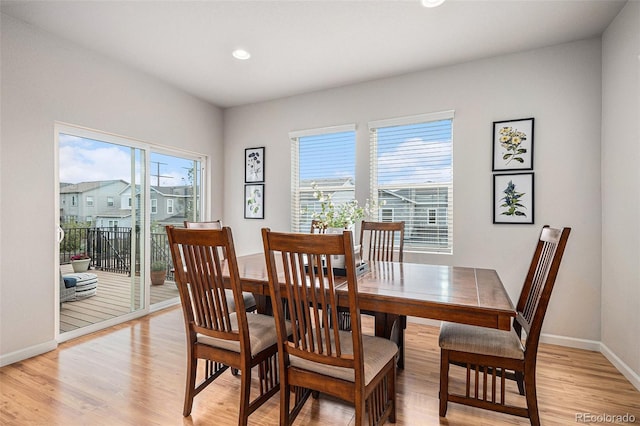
<box><xmin>59</xmin><ymin>180</ymin><xmax>129</xmax><ymax>226</ymax></box>
<box><xmin>119</xmin><ymin>184</ymin><xmax>195</xmax><ymax>227</ymax></box>
<box><xmin>298</xmin><ymin>178</ymin><xmax>450</xmax><ymax>248</ymax></box>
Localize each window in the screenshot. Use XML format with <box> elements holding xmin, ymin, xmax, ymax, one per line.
<box><xmin>369</xmin><ymin>111</ymin><xmax>454</xmax><ymax>254</ymax></box>
<box><xmin>381</xmin><ymin>208</ymin><xmax>395</xmax><ymax>222</ymax></box>
<box><xmin>107</xmin><ymin>196</ymin><xmax>114</xmax><ymax>206</ymax></box>
<box><xmin>151</xmin><ymin>199</ymin><xmax>157</xmax><ymax>214</ymax></box>
<box><xmin>71</xmin><ymin>196</ymin><xmax>77</xmax><ymax>206</ymax></box>
<box><xmin>167</xmin><ymin>199</ymin><xmax>174</xmax><ymax>214</ymax></box>
<box><xmin>290</xmin><ymin>125</ymin><xmax>356</xmax><ymax>233</ymax></box>
<box><xmin>86</xmin><ymin>196</ymin><xmax>94</xmax><ymax>207</ymax></box>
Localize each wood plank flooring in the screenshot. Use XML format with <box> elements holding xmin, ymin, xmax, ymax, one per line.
<box><xmin>59</xmin><ymin>265</ymin><xmax>179</xmax><ymax>332</ymax></box>
<box><xmin>2</xmin><ymin>307</ymin><xmax>639</xmax><ymax>425</ymax></box>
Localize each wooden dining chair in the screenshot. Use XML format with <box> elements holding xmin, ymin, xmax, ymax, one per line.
<box><xmin>339</xmin><ymin>220</ymin><xmax>407</xmax><ymax>368</ymax></box>
<box><xmin>262</xmin><ymin>228</ymin><xmax>398</xmax><ymax>425</ymax></box>
<box><xmin>438</xmin><ymin>225</ymin><xmax>571</xmax><ymax>426</ymax></box>
<box><xmin>166</xmin><ymin>226</ymin><xmax>281</xmax><ymax>424</ymax></box>
<box><xmin>184</xmin><ymin>220</ymin><xmax>257</xmax><ymax>313</ymax></box>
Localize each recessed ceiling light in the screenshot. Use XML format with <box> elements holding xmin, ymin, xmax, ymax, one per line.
<box><xmin>421</xmin><ymin>0</ymin><xmax>445</xmax><ymax>7</ymax></box>
<box><xmin>232</xmin><ymin>49</ymin><xmax>251</xmax><ymax>60</ymax></box>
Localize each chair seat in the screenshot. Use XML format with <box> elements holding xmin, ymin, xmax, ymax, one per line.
<box><xmin>198</xmin><ymin>312</ymin><xmax>290</xmax><ymax>357</ymax></box>
<box><xmin>290</xmin><ymin>330</ymin><xmax>398</xmax><ymax>385</ymax></box>
<box><xmin>225</xmin><ymin>289</ymin><xmax>256</xmax><ymax>311</ymax></box>
<box><xmin>439</xmin><ymin>322</ymin><xmax>524</xmax><ymax>360</ymax></box>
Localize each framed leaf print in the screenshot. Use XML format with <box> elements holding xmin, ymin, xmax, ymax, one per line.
<box><xmin>244</xmin><ymin>184</ymin><xmax>264</xmax><ymax>219</ymax></box>
<box><xmin>245</xmin><ymin>147</ymin><xmax>264</xmax><ymax>183</ymax></box>
<box><xmin>493</xmin><ymin>173</ymin><xmax>534</xmax><ymax>224</ymax></box>
<box><xmin>492</xmin><ymin>118</ymin><xmax>534</xmax><ymax>171</ymax></box>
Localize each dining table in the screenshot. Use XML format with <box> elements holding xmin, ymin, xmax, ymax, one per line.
<box><xmin>228</xmin><ymin>253</ymin><xmax>516</xmax><ymax>365</ymax></box>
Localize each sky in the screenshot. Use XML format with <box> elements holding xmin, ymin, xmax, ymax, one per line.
<box><xmin>59</xmin><ymin>134</ymin><xmax>197</xmax><ymax>187</ymax></box>
<box><xmin>298</xmin><ymin>119</ymin><xmax>452</xmax><ymax>186</ymax></box>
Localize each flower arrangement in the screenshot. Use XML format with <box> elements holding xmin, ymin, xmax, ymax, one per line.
<box><xmin>498</xmin><ymin>126</ymin><xmax>527</xmax><ymax>165</ymax></box>
<box><xmin>70</xmin><ymin>253</ymin><xmax>90</xmax><ymax>261</ymax></box>
<box><xmin>307</xmin><ymin>183</ymin><xmax>380</xmax><ymax>229</ymax></box>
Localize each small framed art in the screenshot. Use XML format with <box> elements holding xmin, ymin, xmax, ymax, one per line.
<box><xmin>245</xmin><ymin>147</ymin><xmax>265</xmax><ymax>183</ymax></box>
<box><xmin>492</xmin><ymin>117</ymin><xmax>534</xmax><ymax>171</ymax></box>
<box><xmin>244</xmin><ymin>184</ymin><xmax>264</xmax><ymax>219</ymax></box>
<box><xmin>493</xmin><ymin>173</ymin><xmax>534</xmax><ymax>224</ymax></box>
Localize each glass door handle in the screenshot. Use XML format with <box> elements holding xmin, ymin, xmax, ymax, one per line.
<box><xmin>57</xmin><ymin>226</ymin><xmax>65</xmax><ymax>243</ymax></box>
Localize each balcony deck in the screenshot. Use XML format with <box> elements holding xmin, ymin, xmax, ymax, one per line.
<box><xmin>60</xmin><ymin>265</ymin><xmax>179</xmax><ymax>333</ymax></box>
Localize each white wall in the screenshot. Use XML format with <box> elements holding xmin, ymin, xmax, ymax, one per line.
<box><xmin>224</xmin><ymin>39</ymin><xmax>603</xmax><ymax>343</ymax></box>
<box><xmin>0</xmin><ymin>15</ymin><xmax>224</xmax><ymax>360</ymax></box>
<box><xmin>601</xmin><ymin>1</ymin><xmax>640</xmax><ymax>381</ymax></box>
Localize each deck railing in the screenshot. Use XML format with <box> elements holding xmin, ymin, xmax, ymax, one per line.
<box><xmin>60</xmin><ymin>226</ymin><xmax>174</xmax><ymax>279</ymax></box>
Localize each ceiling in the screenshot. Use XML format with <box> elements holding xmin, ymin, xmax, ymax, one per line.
<box><xmin>1</xmin><ymin>0</ymin><xmax>626</xmax><ymax>108</ymax></box>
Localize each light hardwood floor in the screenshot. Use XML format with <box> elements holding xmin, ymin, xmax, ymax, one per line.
<box><xmin>2</xmin><ymin>307</ymin><xmax>639</xmax><ymax>425</ymax></box>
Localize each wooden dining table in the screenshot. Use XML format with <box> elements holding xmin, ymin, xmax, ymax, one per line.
<box><xmin>230</xmin><ymin>253</ymin><xmax>516</xmax><ymax>341</ymax></box>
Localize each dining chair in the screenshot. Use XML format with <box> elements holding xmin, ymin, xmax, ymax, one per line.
<box><xmin>184</xmin><ymin>220</ymin><xmax>257</xmax><ymax>313</ymax></box>
<box><xmin>339</xmin><ymin>220</ymin><xmax>407</xmax><ymax>368</ymax></box>
<box><xmin>438</xmin><ymin>225</ymin><xmax>571</xmax><ymax>426</ymax></box>
<box><xmin>166</xmin><ymin>226</ymin><xmax>282</xmax><ymax>424</ymax></box>
<box><xmin>262</xmin><ymin>228</ymin><xmax>398</xmax><ymax>425</ymax></box>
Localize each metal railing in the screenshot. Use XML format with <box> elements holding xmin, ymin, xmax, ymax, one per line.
<box><xmin>60</xmin><ymin>226</ymin><xmax>174</xmax><ymax>280</ymax></box>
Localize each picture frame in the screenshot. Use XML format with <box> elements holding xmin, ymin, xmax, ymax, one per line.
<box><xmin>492</xmin><ymin>117</ymin><xmax>534</xmax><ymax>171</ymax></box>
<box><xmin>493</xmin><ymin>173</ymin><xmax>534</xmax><ymax>224</ymax></box>
<box><xmin>244</xmin><ymin>184</ymin><xmax>264</xmax><ymax>219</ymax></box>
<box><xmin>245</xmin><ymin>147</ymin><xmax>265</xmax><ymax>183</ymax></box>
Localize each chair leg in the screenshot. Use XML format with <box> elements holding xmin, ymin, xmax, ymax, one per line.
<box><xmin>515</xmin><ymin>370</ymin><xmax>525</xmax><ymax>395</ymax></box>
<box><xmin>439</xmin><ymin>349</ymin><xmax>450</xmax><ymax>417</ymax></box>
<box><xmin>238</xmin><ymin>366</ymin><xmax>251</xmax><ymax>426</ymax></box>
<box><xmin>183</xmin><ymin>354</ymin><xmax>198</xmax><ymax>416</ymax></box>
<box><xmin>524</xmin><ymin>371</ymin><xmax>540</xmax><ymax>426</ymax></box>
<box><xmin>280</xmin><ymin>381</ymin><xmax>291</xmax><ymax>426</ymax></box>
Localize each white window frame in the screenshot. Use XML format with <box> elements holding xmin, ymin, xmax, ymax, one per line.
<box><xmin>151</xmin><ymin>199</ymin><xmax>158</xmax><ymax>214</ymax></box>
<box><xmin>107</xmin><ymin>196</ymin><xmax>114</xmax><ymax>207</ymax></box>
<box><xmin>369</xmin><ymin>110</ymin><xmax>454</xmax><ymax>254</ymax></box>
<box><xmin>86</xmin><ymin>196</ymin><xmax>94</xmax><ymax>207</ymax></box>
<box><xmin>166</xmin><ymin>199</ymin><xmax>174</xmax><ymax>214</ymax></box>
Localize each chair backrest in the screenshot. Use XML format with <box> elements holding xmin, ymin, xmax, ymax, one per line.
<box><xmin>184</xmin><ymin>220</ymin><xmax>226</xmax><ymax>258</ymax></box>
<box><xmin>184</xmin><ymin>220</ymin><xmax>223</xmax><ymax>229</ymax></box>
<box><xmin>514</xmin><ymin>225</ymin><xmax>571</xmax><ymax>356</ymax></box>
<box><xmin>262</xmin><ymin>228</ymin><xmax>365</xmax><ymax>375</ymax></box>
<box><xmin>359</xmin><ymin>220</ymin><xmax>405</xmax><ymax>262</ymax></box>
<box><xmin>166</xmin><ymin>226</ymin><xmax>250</xmax><ymax>352</ymax></box>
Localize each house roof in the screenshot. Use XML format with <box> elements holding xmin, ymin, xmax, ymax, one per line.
<box><xmin>59</xmin><ymin>180</ymin><xmax>128</xmax><ymax>194</ymax></box>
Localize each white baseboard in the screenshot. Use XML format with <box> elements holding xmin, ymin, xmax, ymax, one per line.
<box><xmin>539</xmin><ymin>333</ymin><xmax>601</xmax><ymax>351</ymax></box>
<box><xmin>0</xmin><ymin>339</ymin><xmax>57</xmax><ymax>367</ymax></box>
<box><xmin>600</xmin><ymin>343</ymin><xmax>640</xmax><ymax>392</ymax></box>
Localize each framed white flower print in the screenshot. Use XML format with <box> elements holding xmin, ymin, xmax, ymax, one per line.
<box><xmin>492</xmin><ymin>118</ymin><xmax>534</xmax><ymax>171</ymax></box>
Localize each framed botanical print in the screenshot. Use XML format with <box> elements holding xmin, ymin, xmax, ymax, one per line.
<box><xmin>493</xmin><ymin>173</ymin><xmax>534</xmax><ymax>224</ymax></box>
<box><xmin>492</xmin><ymin>118</ymin><xmax>534</xmax><ymax>171</ymax></box>
<box><xmin>244</xmin><ymin>184</ymin><xmax>264</xmax><ymax>219</ymax></box>
<box><xmin>245</xmin><ymin>147</ymin><xmax>264</xmax><ymax>183</ymax></box>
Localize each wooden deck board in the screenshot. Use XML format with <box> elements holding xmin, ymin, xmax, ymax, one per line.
<box><xmin>60</xmin><ymin>265</ymin><xmax>179</xmax><ymax>333</ymax></box>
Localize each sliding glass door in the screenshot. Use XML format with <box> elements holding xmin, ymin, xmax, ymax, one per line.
<box><xmin>56</xmin><ymin>124</ymin><xmax>204</xmax><ymax>338</ymax></box>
